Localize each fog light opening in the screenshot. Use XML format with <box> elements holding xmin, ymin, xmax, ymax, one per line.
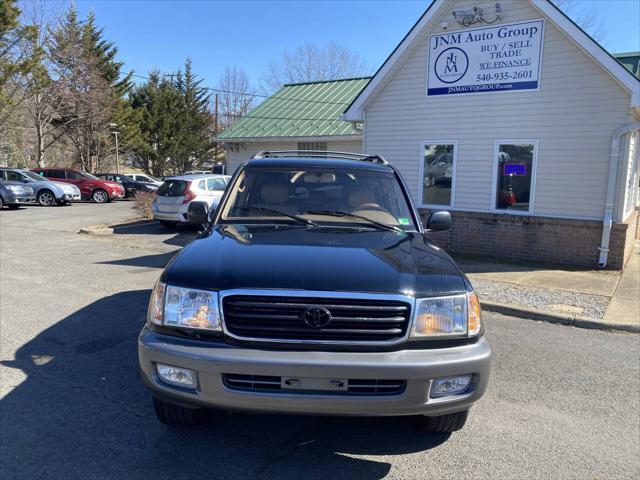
<box><xmin>430</xmin><ymin>375</ymin><xmax>472</xmax><ymax>398</ymax></box>
<box><xmin>156</xmin><ymin>363</ymin><xmax>197</xmax><ymax>389</ymax></box>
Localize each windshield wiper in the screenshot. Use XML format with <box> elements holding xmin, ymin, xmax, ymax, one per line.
<box><xmin>236</xmin><ymin>206</ymin><xmax>317</xmax><ymax>227</ymax></box>
<box><xmin>304</xmin><ymin>210</ymin><xmax>403</xmax><ymax>232</ymax></box>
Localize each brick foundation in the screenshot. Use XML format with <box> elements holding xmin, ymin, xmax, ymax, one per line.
<box><xmin>422</xmin><ymin>209</ymin><xmax>639</xmax><ymax>270</ymax></box>
<box><xmin>608</xmin><ymin>209</ymin><xmax>639</xmax><ymax>269</ymax></box>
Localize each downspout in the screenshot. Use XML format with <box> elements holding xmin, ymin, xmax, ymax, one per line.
<box><xmin>598</xmin><ymin>122</ymin><xmax>640</xmax><ymax>267</ymax></box>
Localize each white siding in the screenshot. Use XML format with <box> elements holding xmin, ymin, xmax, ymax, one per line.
<box><xmin>363</xmin><ymin>0</ymin><xmax>633</xmax><ymax>220</ymax></box>
<box><xmin>225</xmin><ymin>139</ymin><xmax>362</xmax><ymax>174</ymax></box>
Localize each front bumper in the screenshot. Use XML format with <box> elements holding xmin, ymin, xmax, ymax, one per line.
<box><xmin>5</xmin><ymin>193</ymin><xmax>36</xmax><ymax>205</ymax></box>
<box><xmin>138</xmin><ymin>326</ymin><xmax>491</xmax><ymax>416</ymax></box>
<box><xmin>62</xmin><ymin>192</ymin><xmax>81</xmax><ymax>201</ymax></box>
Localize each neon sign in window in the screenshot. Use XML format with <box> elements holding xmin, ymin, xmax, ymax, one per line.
<box><xmin>503</xmin><ymin>164</ymin><xmax>527</xmax><ymax>176</ymax></box>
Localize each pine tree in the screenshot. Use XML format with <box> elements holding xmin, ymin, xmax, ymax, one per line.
<box><xmin>173</xmin><ymin>58</ymin><xmax>212</xmax><ymax>173</ymax></box>
<box><xmin>129</xmin><ymin>60</ymin><xmax>213</xmax><ymax>175</ymax></box>
<box><xmin>49</xmin><ymin>7</ymin><xmax>134</xmax><ymax>172</ymax></box>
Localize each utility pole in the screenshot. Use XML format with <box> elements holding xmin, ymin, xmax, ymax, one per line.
<box><xmin>109</xmin><ymin>123</ymin><xmax>123</xmax><ymax>174</ymax></box>
<box><xmin>213</xmin><ymin>93</ymin><xmax>219</xmax><ymax>167</ymax></box>
<box><xmin>114</xmin><ymin>130</ymin><xmax>120</xmax><ymax>174</ymax></box>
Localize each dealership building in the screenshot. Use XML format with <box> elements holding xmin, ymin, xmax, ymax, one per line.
<box><xmin>221</xmin><ymin>0</ymin><xmax>640</xmax><ymax>269</ymax></box>
<box><xmin>342</xmin><ymin>0</ymin><xmax>640</xmax><ymax>269</ymax></box>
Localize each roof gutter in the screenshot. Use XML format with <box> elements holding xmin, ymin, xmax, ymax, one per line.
<box><xmin>598</xmin><ymin>122</ymin><xmax>640</xmax><ymax>267</ymax></box>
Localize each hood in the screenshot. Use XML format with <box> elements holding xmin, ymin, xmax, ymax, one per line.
<box><xmin>53</xmin><ymin>181</ymin><xmax>77</xmax><ymax>190</ymax></box>
<box><xmin>163</xmin><ymin>225</ymin><xmax>468</xmax><ymax>296</ymax></box>
<box><xmin>102</xmin><ymin>181</ymin><xmax>123</xmax><ymax>189</ymax></box>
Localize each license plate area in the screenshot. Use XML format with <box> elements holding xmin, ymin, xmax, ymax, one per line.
<box><xmin>281</xmin><ymin>377</ymin><xmax>348</xmax><ymax>392</ymax></box>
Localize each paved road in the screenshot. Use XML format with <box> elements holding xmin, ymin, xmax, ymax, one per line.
<box><xmin>1</xmin><ymin>203</ymin><xmax>639</xmax><ymax>480</ymax></box>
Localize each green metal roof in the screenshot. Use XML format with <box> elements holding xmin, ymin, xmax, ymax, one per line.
<box><xmin>217</xmin><ymin>77</ymin><xmax>370</xmax><ymax>140</ymax></box>
<box><xmin>614</xmin><ymin>52</ymin><xmax>640</xmax><ymax>78</ymax></box>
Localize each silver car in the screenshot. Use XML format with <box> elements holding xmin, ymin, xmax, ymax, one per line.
<box><xmin>0</xmin><ymin>168</ymin><xmax>81</xmax><ymax>206</ymax></box>
<box><xmin>124</xmin><ymin>173</ymin><xmax>163</xmax><ymax>188</ymax></box>
<box><xmin>152</xmin><ymin>174</ymin><xmax>231</xmax><ymax>227</ymax></box>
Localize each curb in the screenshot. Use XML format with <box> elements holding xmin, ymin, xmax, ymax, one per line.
<box><xmin>481</xmin><ymin>300</ymin><xmax>639</xmax><ymax>334</ymax></box>
<box><xmin>77</xmin><ymin>219</ymin><xmax>156</xmax><ymax>235</ymax></box>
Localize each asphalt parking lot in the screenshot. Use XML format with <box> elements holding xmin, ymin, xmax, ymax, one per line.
<box><xmin>1</xmin><ymin>202</ymin><xmax>639</xmax><ymax>480</ymax></box>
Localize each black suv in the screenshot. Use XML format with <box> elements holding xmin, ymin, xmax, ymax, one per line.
<box><xmin>95</xmin><ymin>173</ymin><xmax>156</xmax><ymax>197</ymax></box>
<box><xmin>138</xmin><ymin>151</ymin><xmax>491</xmax><ymax>432</ymax></box>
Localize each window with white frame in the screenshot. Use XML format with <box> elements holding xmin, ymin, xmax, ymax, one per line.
<box><xmin>421</xmin><ymin>142</ymin><xmax>456</xmax><ymax>207</ymax></box>
<box><xmin>298</xmin><ymin>142</ymin><xmax>327</xmax><ymax>151</ymax></box>
<box><xmin>493</xmin><ymin>142</ymin><xmax>537</xmax><ymax>213</ymax></box>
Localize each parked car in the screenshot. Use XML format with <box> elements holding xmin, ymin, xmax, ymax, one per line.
<box><xmin>152</xmin><ymin>174</ymin><xmax>231</xmax><ymax>227</ymax></box>
<box><xmin>0</xmin><ymin>177</ymin><xmax>35</xmax><ymax>209</ymax></box>
<box><xmin>31</xmin><ymin>168</ymin><xmax>124</xmax><ymax>203</ymax></box>
<box><xmin>183</xmin><ymin>170</ymin><xmax>210</xmax><ymax>175</ymax></box>
<box><xmin>95</xmin><ymin>173</ymin><xmax>157</xmax><ymax>198</ymax></box>
<box><xmin>0</xmin><ymin>168</ymin><xmax>80</xmax><ymax>206</ymax></box>
<box><xmin>139</xmin><ymin>151</ymin><xmax>491</xmax><ymax>432</ymax></box>
<box><xmin>124</xmin><ymin>173</ymin><xmax>163</xmax><ymax>187</ymax></box>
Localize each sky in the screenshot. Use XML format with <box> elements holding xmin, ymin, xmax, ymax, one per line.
<box><xmin>69</xmin><ymin>0</ymin><xmax>640</xmax><ymax>89</ymax></box>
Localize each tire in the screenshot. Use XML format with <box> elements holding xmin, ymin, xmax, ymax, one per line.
<box><xmin>152</xmin><ymin>397</ymin><xmax>201</xmax><ymax>427</ymax></box>
<box><xmin>0</xmin><ymin>196</ymin><xmax>4</xmax><ymax>209</ymax></box>
<box><xmin>37</xmin><ymin>189</ymin><xmax>56</xmax><ymax>207</ymax></box>
<box><xmin>91</xmin><ymin>189</ymin><xmax>109</xmax><ymax>203</ymax></box>
<box><xmin>422</xmin><ymin>410</ymin><xmax>469</xmax><ymax>433</ymax></box>
<box><xmin>159</xmin><ymin>220</ymin><xmax>178</xmax><ymax>229</ymax></box>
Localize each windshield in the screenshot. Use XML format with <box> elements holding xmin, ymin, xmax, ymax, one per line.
<box><xmin>220</xmin><ymin>167</ymin><xmax>416</xmax><ymax>230</ymax></box>
<box><xmin>141</xmin><ymin>174</ymin><xmax>160</xmax><ymax>182</ymax></box>
<box><xmin>78</xmin><ymin>172</ymin><xmax>98</xmax><ymax>180</ymax></box>
<box><xmin>24</xmin><ymin>171</ymin><xmax>45</xmax><ymax>181</ymax></box>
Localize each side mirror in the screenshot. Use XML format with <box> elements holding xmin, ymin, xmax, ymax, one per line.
<box><xmin>426</xmin><ymin>211</ymin><xmax>451</xmax><ymax>232</ymax></box>
<box><xmin>187</xmin><ymin>201</ymin><xmax>209</xmax><ymax>225</ymax></box>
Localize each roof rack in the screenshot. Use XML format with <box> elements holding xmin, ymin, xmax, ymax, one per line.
<box><xmin>251</xmin><ymin>150</ymin><xmax>389</xmax><ymax>165</ymax></box>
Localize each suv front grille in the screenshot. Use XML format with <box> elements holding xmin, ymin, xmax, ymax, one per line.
<box><xmin>222</xmin><ymin>294</ymin><xmax>411</xmax><ymax>343</ymax></box>
<box><xmin>223</xmin><ymin>374</ymin><xmax>406</xmax><ymax>396</ymax></box>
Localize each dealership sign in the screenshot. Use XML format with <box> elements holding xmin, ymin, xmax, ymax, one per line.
<box><xmin>427</xmin><ymin>19</ymin><xmax>545</xmax><ymax>96</ymax></box>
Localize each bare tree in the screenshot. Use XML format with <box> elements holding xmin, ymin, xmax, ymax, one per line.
<box><xmin>261</xmin><ymin>42</ymin><xmax>372</xmax><ymax>92</ymax></box>
<box><xmin>217</xmin><ymin>66</ymin><xmax>255</xmax><ymax>129</ymax></box>
<box><xmin>551</xmin><ymin>0</ymin><xmax>606</xmax><ymax>42</ymax></box>
<box><xmin>15</xmin><ymin>0</ymin><xmax>66</xmax><ymax>167</ymax></box>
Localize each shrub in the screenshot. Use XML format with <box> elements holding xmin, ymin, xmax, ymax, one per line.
<box><xmin>133</xmin><ymin>190</ymin><xmax>155</xmax><ymax>220</ymax></box>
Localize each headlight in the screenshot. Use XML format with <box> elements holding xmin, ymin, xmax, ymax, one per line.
<box><xmin>147</xmin><ymin>281</ymin><xmax>221</xmax><ymax>331</ymax></box>
<box><xmin>411</xmin><ymin>292</ymin><xmax>481</xmax><ymax>338</ymax></box>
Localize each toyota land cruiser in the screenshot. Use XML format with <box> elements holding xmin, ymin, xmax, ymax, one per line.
<box><xmin>138</xmin><ymin>151</ymin><xmax>491</xmax><ymax>432</ymax></box>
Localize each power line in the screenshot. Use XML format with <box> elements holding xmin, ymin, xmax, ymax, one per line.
<box><xmin>126</xmin><ymin>73</ymin><xmax>352</xmax><ymax>107</ymax></box>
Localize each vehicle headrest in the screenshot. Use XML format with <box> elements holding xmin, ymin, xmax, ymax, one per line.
<box><xmin>348</xmin><ymin>186</ymin><xmax>375</xmax><ymax>207</ymax></box>
<box><xmin>260</xmin><ymin>183</ymin><xmax>288</xmax><ymax>204</ymax></box>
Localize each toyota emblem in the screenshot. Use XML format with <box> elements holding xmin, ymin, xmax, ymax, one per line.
<box><xmin>303</xmin><ymin>306</ymin><xmax>332</xmax><ymax>329</ymax></box>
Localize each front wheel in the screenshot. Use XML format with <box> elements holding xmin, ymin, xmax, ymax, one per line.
<box><xmin>152</xmin><ymin>398</ymin><xmax>202</xmax><ymax>427</ymax></box>
<box><xmin>91</xmin><ymin>189</ymin><xmax>108</xmax><ymax>203</ymax></box>
<box><xmin>422</xmin><ymin>410</ymin><xmax>469</xmax><ymax>433</ymax></box>
<box><xmin>37</xmin><ymin>190</ymin><xmax>56</xmax><ymax>207</ymax></box>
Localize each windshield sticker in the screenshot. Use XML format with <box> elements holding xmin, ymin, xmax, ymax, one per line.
<box><xmin>398</xmin><ymin>218</ymin><xmax>410</xmax><ymax>225</ymax></box>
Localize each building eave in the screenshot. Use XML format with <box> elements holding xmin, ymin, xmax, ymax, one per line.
<box><xmin>343</xmin><ymin>0</ymin><xmax>640</xmax><ymax>121</ymax></box>
<box><xmin>217</xmin><ymin>134</ymin><xmax>363</xmax><ymax>144</ymax></box>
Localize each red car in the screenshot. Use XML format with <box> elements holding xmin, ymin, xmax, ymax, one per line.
<box><xmin>31</xmin><ymin>168</ymin><xmax>125</xmax><ymax>203</ymax></box>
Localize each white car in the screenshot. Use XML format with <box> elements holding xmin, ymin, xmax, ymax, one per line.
<box><xmin>124</xmin><ymin>173</ymin><xmax>163</xmax><ymax>188</ymax></box>
<box><xmin>152</xmin><ymin>174</ymin><xmax>231</xmax><ymax>227</ymax></box>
